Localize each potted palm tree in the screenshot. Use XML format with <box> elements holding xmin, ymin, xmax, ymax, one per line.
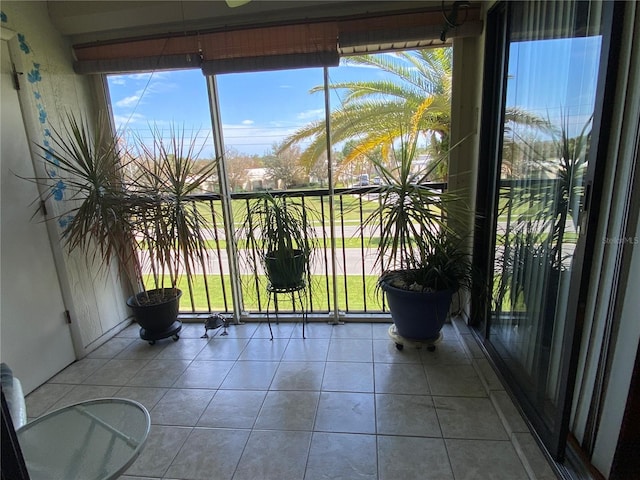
<box><xmin>362</xmin><ymin>130</ymin><xmax>473</xmax><ymax>347</ymax></box>
<box><xmin>36</xmin><ymin>112</ymin><xmax>217</xmax><ymax>344</ymax></box>
<box><xmin>238</xmin><ymin>193</ymin><xmax>317</xmax><ymax>290</ymax></box>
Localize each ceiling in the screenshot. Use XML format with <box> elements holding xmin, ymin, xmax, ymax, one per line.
<box><xmin>47</xmin><ymin>1</ymin><xmax>444</xmax><ymax>44</ymax></box>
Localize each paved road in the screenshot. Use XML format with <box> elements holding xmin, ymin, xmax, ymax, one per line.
<box><xmin>139</xmin><ymin>246</ymin><xmax>382</xmax><ymax>276</ymax></box>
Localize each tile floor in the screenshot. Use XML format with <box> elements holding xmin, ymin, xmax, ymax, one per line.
<box><xmin>24</xmin><ymin>319</ymin><xmax>557</xmax><ymax>480</ymax></box>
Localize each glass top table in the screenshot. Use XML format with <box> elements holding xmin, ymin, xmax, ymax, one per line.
<box><xmin>16</xmin><ymin>398</ymin><xmax>150</xmax><ymax>480</ymax></box>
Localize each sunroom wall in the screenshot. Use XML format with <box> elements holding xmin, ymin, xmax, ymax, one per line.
<box><xmin>1</xmin><ymin>2</ymin><xmax>131</xmax><ymax>369</ymax></box>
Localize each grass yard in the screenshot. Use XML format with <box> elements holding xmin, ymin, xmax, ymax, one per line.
<box><xmin>148</xmin><ymin>274</ymin><xmax>385</xmax><ymax>313</ymax></box>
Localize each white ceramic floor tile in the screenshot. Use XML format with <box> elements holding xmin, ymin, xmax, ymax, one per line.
<box><xmin>219</xmin><ymin>361</ymin><xmax>279</xmax><ymax>390</ymax></box>
<box><xmin>213</xmin><ymin>323</ymin><xmax>258</xmax><ymax>338</ymax></box>
<box><xmin>420</xmin><ymin>340</ymin><xmax>471</xmax><ymax>365</ymax></box>
<box><xmin>271</xmin><ymin>361</ymin><xmax>325</xmax><ymax>390</ymax></box>
<box><xmin>165</xmin><ymin>427</ymin><xmax>250</xmax><ymax>480</ymax></box>
<box><xmin>126</xmin><ymin>359</ymin><xmax>191</xmax><ymax>388</ymax></box>
<box><xmin>82</xmin><ymin>359</ymin><xmax>147</xmax><ymax>386</ymax></box>
<box><xmin>378</xmin><ymin>436</ymin><xmax>454</xmax><ymax>480</ymax></box>
<box><xmin>172</xmin><ymin>360</ymin><xmax>234</xmax><ymax>389</ymax></box>
<box><xmin>47</xmin><ymin>358</ymin><xmax>109</xmax><ymax>384</ymax></box>
<box><xmin>475</xmin><ymin>358</ymin><xmax>504</xmax><ymax>391</ymax></box>
<box><xmin>314</xmin><ymin>391</ymin><xmax>376</xmax><ymax>434</ymax></box>
<box><xmin>305</xmin><ymin>432</ymin><xmax>377</xmax><ymax>480</ymax></box>
<box><xmin>50</xmin><ymin>384</ymin><xmax>120</xmax><ymax>410</ymax></box>
<box><xmin>322</xmin><ymin>362</ymin><xmax>374</xmax><ymax>392</ymax></box>
<box><xmin>254</xmin><ymin>390</ymin><xmax>319</xmax><ymax>430</ymax></box>
<box><xmin>237</xmin><ymin>338</ymin><xmax>289</xmax><ymax>361</ymax></box>
<box><xmin>512</xmin><ymin>432</ymin><xmax>557</xmax><ymax>480</ymax></box>
<box><xmin>426</xmin><ymin>364</ymin><xmax>486</xmax><ymax>396</ymax></box>
<box><xmin>86</xmin><ymin>337</ymin><xmax>135</xmax><ymax>358</ymax></box>
<box><xmin>434</xmin><ymin>396</ymin><xmax>508</xmax><ymax>440</ymax></box>
<box><xmin>460</xmin><ymin>332</ymin><xmax>485</xmax><ymax>358</ymax></box>
<box><xmin>374</xmin><ymin>362</ymin><xmax>430</xmax><ymax>395</ymax></box>
<box><xmin>233</xmin><ymin>430</ymin><xmax>312</xmax><ymax>480</ymax></box>
<box><xmin>115</xmin><ymin>341</ymin><xmax>166</xmax><ymax>360</ymax></box>
<box><xmin>252</xmin><ymin>322</ymin><xmax>296</xmax><ymax>339</ymax></box>
<box><xmin>24</xmin><ymin>383</ymin><xmax>74</xmax><ymax>418</ymax></box>
<box><xmin>175</xmin><ymin>323</ymin><xmax>209</xmax><ymax>339</ymax></box>
<box><xmin>197</xmin><ymin>389</ymin><xmax>267</xmax><ymax>429</ymax></box>
<box><xmin>327</xmin><ymin>338</ymin><xmax>373</xmax><ymax>362</ymax></box>
<box><xmin>124</xmin><ymin>425</ymin><xmax>191</xmax><ymax>478</ymax></box>
<box><xmin>154</xmin><ymin>338</ymin><xmax>208</xmax><ymax>360</ymax></box>
<box><xmin>490</xmin><ymin>390</ymin><xmax>528</xmax><ymax>434</ymax></box>
<box><xmin>150</xmin><ymin>388</ymin><xmax>215</xmax><ymax>426</ymax></box>
<box><xmin>331</xmin><ymin>323</ymin><xmax>373</xmax><ymax>338</ymax></box>
<box><xmin>292</xmin><ymin>321</ymin><xmax>334</xmax><ymax>338</ymax></box>
<box><xmin>115</xmin><ymin>386</ymin><xmax>169</xmax><ymax>412</ymax></box>
<box><xmin>445</xmin><ymin>438</ymin><xmax>529</xmax><ymax>480</ymax></box>
<box><xmin>373</xmin><ymin>338</ymin><xmax>423</xmax><ymax>364</ymax></box>
<box><xmin>372</xmin><ymin>322</ymin><xmax>394</xmax><ymax>339</ymax></box>
<box><xmin>195</xmin><ymin>337</ymin><xmax>250</xmax><ymax>361</ymax></box>
<box><xmin>281</xmin><ymin>338</ymin><xmax>330</xmax><ymax>361</ymax></box>
<box><xmin>28</xmin><ymin>322</ymin><xmax>556</xmax><ymax>480</ymax></box>
<box><xmin>375</xmin><ymin>394</ymin><xmax>441</xmax><ymax>437</ymax></box>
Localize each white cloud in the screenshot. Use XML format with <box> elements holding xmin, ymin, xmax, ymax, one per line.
<box><xmin>115</xmin><ymin>95</ymin><xmax>141</xmax><ymax>108</ymax></box>
<box><xmin>112</xmin><ymin>113</ymin><xmax>146</xmax><ymax>130</ymax></box>
<box><xmin>296</xmin><ymin>108</ymin><xmax>324</xmax><ymax>121</ymax></box>
<box><xmin>109</xmin><ymin>76</ymin><xmax>127</xmax><ymax>85</ymax></box>
<box><xmin>241</xmin><ymin>119</ymin><xmax>254</xmax><ymax>125</ymax></box>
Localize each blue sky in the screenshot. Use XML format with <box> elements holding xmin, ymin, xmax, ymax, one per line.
<box><xmin>506</xmin><ymin>36</ymin><xmax>601</xmax><ymax>135</ymax></box>
<box><xmin>108</xmin><ymin>60</ymin><xmax>389</xmax><ymax>157</ymax></box>
<box><xmin>107</xmin><ymin>38</ymin><xmax>602</xmax><ymax>158</ymax></box>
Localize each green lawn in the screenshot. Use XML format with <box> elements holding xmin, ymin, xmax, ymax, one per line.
<box><xmin>148</xmin><ymin>274</ymin><xmax>384</xmax><ymax>313</ymax></box>
<box><xmin>193</xmin><ymin>195</ymin><xmax>382</xmax><ymax>228</ymax></box>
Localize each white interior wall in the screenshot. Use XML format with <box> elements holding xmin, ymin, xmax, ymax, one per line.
<box><xmin>0</xmin><ymin>1</ymin><xmax>132</xmax><ymax>373</ymax></box>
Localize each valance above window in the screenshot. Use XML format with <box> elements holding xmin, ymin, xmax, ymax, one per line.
<box><xmin>72</xmin><ymin>5</ymin><xmax>482</xmax><ymax>75</ymax></box>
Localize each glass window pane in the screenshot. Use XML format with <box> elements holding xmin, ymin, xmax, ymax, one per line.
<box><xmin>490</xmin><ymin>0</ymin><xmax>603</xmax><ymax>429</ymax></box>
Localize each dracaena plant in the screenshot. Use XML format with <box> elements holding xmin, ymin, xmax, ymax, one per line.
<box><xmin>237</xmin><ymin>192</ymin><xmax>318</xmax><ymax>289</ymax></box>
<box><xmin>361</xmin><ymin>127</ymin><xmax>473</xmax><ymax>293</ymax></box>
<box><xmin>35</xmin><ymin>111</ymin><xmax>142</xmax><ymax>291</ymax></box>
<box><xmin>34</xmin><ymin>111</ymin><xmax>218</xmax><ymax>306</ymax></box>
<box><xmin>128</xmin><ymin>124</ymin><xmax>219</xmax><ymax>304</ymax></box>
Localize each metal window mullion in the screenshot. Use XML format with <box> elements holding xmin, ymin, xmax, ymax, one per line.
<box><xmin>206</xmin><ymin>75</ymin><xmax>243</xmax><ymax>323</ymax></box>
<box><xmin>208</xmin><ymin>198</ymin><xmax>230</xmax><ymax>312</ymax></box>
<box><xmin>339</xmin><ymin>195</ymin><xmax>349</xmax><ymax>312</ymax></box>
<box><xmin>323</xmin><ymin>67</ymin><xmax>341</xmax><ymax>324</ymax></box>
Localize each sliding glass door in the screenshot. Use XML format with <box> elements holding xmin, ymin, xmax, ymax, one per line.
<box><xmin>477</xmin><ymin>0</ymin><xmax>615</xmax><ymax>459</ymax></box>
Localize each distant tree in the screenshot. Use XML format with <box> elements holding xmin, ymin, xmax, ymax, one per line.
<box><xmin>225</xmin><ymin>148</ymin><xmax>262</xmax><ymax>191</ymax></box>
<box><xmin>308</xmin><ymin>152</ymin><xmax>329</xmax><ymax>187</ymax></box>
<box><xmin>264</xmin><ymin>142</ymin><xmax>305</xmax><ymax>189</ymax></box>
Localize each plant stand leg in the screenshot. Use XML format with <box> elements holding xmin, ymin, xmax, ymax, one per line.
<box><xmin>295</xmin><ymin>288</ymin><xmax>307</xmax><ymax>339</ymax></box>
<box><xmin>265</xmin><ymin>286</ymin><xmax>275</xmax><ymax>341</ymax></box>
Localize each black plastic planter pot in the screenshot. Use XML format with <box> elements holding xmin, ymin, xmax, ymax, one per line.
<box><xmin>265</xmin><ymin>249</ymin><xmax>306</xmax><ymax>289</ymax></box>
<box><xmin>380</xmin><ymin>279</ymin><xmax>453</xmax><ymax>340</ymax></box>
<box><xmin>127</xmin><ymin>289</ymin><xmax>182</xmax><ymax>344</ymax></box>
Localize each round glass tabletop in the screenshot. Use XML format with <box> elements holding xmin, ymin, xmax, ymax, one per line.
<box><xmin>17</xmin><ymin>398</ymin><xmax>150</xmax><ymax>480</ymax></box>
